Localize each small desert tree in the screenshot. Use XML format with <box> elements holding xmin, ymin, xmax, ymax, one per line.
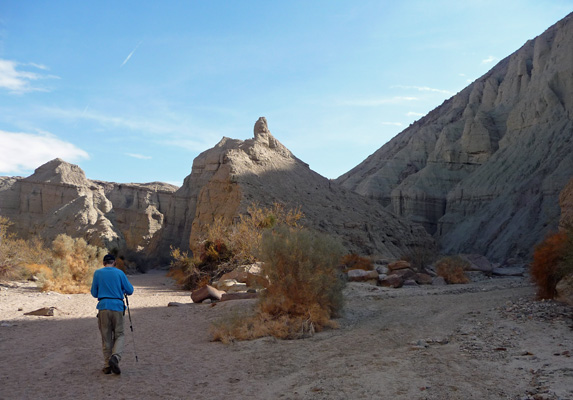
<box><xmin>171</xmin><ymin>203</ymin><xmax>304</xmax><ymax>289</ymax></box>
<box><xmin>531</xmin><ymin>230</ymin><xmax>573</xmax><ymax>299</ymax></box>
<box><xmin>211</xmin><ymin>226</ymin><xmax>346</xmax><ymax>342</ymax></box>
<box><xmin>204</xmin><ymin>202</ymin><xmax>304</xmax><ymax>264</ymax></box>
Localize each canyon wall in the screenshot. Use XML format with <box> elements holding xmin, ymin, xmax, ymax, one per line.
<box><xmin>337</xmin><ymin>13</ymin><xmax>573</xmax><ymax>261</ymax></box>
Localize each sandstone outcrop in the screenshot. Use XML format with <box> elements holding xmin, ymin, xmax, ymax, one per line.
<box><xmin>336</xmin><ymin>13</ymin><xmax>573</xmax><ymax>262</ymax></box>
<box><xmin>0</xmin><ymin>159</ymin><xmax>177</xmax><ymax>255</ymax></box>
<box><xmin>159</xmin><ymin>117</ymin><xmax>436</xmax><ymax>260</ymax></box>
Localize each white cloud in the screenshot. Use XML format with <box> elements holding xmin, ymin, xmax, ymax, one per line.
<box><xmin>121</xmin><ymin>41</ymin><xmax>143</xmax><ymax>67</ymax></box>
<box><xmin>0</xmin><ymin>59</ymin><xmax>58</xmax><ymax>93</ymax></box>
<box><xmin>482</xmin><ymin>55</ymin><xmax>497</xmax><ymax>64</ymax></box>
<box><xmin>406</xmin><ymin>111</ymin><xmax>425</xmax><ymax>117</ymax></box>
<box><xmin>393</xmin><ymin>85</ymin><xmax>454</xmax><ymax>95</ymax></box>
<box><xmin>37</xmin><ymin>105</ymin><xmax>223</xmax><ymax>151</ymax></box>
<box><xmin>0</xmin><ymin>130</ymin><xmax>89</xmax><ymax>175</ymax></box>
<box><xmin>381</xmin><ymin>122</ymin><xmax>403</xmax><ymax>126</ymax></box>
<box><xmin>125</xmin><ymin>153</ymin><xmax>152</xmax><ymax>160</ymax></box>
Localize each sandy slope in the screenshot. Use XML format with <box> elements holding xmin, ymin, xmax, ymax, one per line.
<box><xmin>0</xmin><ymin>271</ymin><xmax>571</xmax><ymax>400</ymax></box>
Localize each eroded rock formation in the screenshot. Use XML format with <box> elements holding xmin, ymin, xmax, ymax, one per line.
<box><xmin>0</xmin><ymin>159</ymin><xmax>177</xmax><ymax>254</ymax></box>
<box><xmin>337</xmin><ymin>13</ymin><xmax>573</xmax><ymax>261</ymax></box>
<box><xmin>159</xmin><ymin>117</ymin><xmax>435</xmax><ymax>259</ymax></box>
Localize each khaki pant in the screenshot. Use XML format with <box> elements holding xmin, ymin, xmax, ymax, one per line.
<box><xmin>97</xmin><ymin>310</ymin><xmax>125</xmax><ymax>367</ymax></box>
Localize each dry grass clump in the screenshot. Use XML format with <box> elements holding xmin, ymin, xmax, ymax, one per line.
<box><xmin>211</xmin><ymin>226</ymin><xmax>345</xmax><ymax>342</ymax></box>
<box><xmin>531</xmin><ymin>230</ymin><xmax>573</xmax><ymax>299</ymax></box>
<box><xmin>435</xmin><ymin>255</ymin><xmax>470</xmax><ymax>284</ymax></box>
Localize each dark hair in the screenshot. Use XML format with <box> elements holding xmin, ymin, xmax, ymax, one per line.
<box><xmin>103</xmin><ymin>254</ymin><xmax>116</xmax><ymax>263</ymax></box>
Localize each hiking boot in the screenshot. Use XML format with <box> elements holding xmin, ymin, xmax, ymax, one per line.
<box><xmin>102</xmin><ymin>366</ymin><xmax>112</xmax><ymax>374</ymax></box>
<box><xmin>109</xmin><ymin>355</ymin><xmax>121</xmax><ymax>375</ymax></box>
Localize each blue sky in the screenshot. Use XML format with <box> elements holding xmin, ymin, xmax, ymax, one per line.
<box><xmin>0</xmin><ymin>1</ymin><xmax>571</xmax><ymax>186</ymax></box>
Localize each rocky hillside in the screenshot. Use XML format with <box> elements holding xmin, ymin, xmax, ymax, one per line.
<box><xmin>0</xmin><ymin>121</ymin><xmax>435</xmax><ymax>261</ymax></box>
<box><xmin>157</xmin><ymin>117</ymin><xmax>435</xmax><ymax>259</ymax></box>
<box><xmin>336</xmin><ymin>13</ymin><xmax>573</xmax><ymax>262</ymax></box>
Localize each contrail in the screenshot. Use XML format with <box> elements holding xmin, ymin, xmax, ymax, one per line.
<box><xmin>120</xmin><ymin>41</ymin><xmax>143</xmax><ymax>67</ymax></box>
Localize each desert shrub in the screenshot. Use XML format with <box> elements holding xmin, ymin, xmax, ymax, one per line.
<box><xmin>402</xmin><ymin>246</ymin><xmax>437</xmax><ymax>272</ymax></box>
<box><xmin>167</xmin><ymin>247</ymin><xmax>209</xmax><ymax>290</ymax></box>
<box><xmin>211</xmin><ymin>227</ymin><xmax>346</xmax><ymax>342</ymax></box>
<box><xmin>203</xmin><ymin>202</ymin><xmax>304</xmax><ymax>265</ymax></box>
<box><xmin>41</xmin><ymin>234</ymin><xmax>106</xmax><ymax>294</ymax></box>
<box><xmin>435</xmin><ymin>255</ymin><xmax>470</xmax><ymax>284</ymax></box>
<box><xmin>177</xmin><ymin>203</ymin><xmax>304</xmax><ymax>290</ymax></box>
<box><xmin>531</xmin><ymin>231</ymin><xmax>573</xmax><ymax>299</ymax></box>
<box><xmin>341</xmin><ymin>253</ymin><xmax>373</xmax><ymax>271</ymax></box>
<box><xmin>24</xmin><ymin>263</ymin><xmax>54</xmax><ymax>280</ymax></box>
<box><xmin>0</xmin><ymin>217</ymin><xmax>52</xmax><ymax>280</ymax></box>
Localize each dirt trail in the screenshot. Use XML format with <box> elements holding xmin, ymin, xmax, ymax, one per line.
<box><xmin>1</xmin><ymin>271</ymin><xmax>571</xmax><ymax>400</ymax></box>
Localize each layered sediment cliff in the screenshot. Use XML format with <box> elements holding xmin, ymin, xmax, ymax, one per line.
<box><xmin>337</xmin><ymin>13</ymin><xmax>573</xmax><ymax>261</ymax></box>
<box><xmin>0</xmin><ymin>159</ymin><xmax>177</xmax><ymax>255</ymax></box>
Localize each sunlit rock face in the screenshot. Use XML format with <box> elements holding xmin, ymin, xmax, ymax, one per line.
<box><xmin>159</xmin><ymin>117</ymin><xmax>436</xmax><ymax>260</ymax></box>
<box><xmin>0</xmin><ymin>158</ymin><xmax>177</xmax><ymax>254</ymax></box>
<box><xmin>336</xmin><ymin>13</ymin><xmax>573</xmax><ymax>261</ymax></box>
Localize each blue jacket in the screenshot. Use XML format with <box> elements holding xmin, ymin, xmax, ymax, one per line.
<box><xmin>90</xmin><ymin>266</ymin><xmax>134</xmax><ymax>312</ymax></box>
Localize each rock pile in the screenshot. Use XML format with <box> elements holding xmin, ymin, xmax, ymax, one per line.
<box><xmin>345</xmin><ymin>255</ymin><xmax>529</xmax><ymax>289</ymax></box>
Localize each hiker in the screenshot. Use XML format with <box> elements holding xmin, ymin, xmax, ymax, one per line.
<box><xmin>90</xmin><ymin>254</ymin><xmax>134</xmax><ymax>375</ymax></box>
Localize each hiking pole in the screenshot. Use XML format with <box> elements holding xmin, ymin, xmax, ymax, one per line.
<box><xmin>125</xmin><ymin>294</ymin><xmax>139</xmax><ymax>363</ymax></box>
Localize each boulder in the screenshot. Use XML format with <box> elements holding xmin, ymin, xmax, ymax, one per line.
<box><xmin>459</xmin><ymin>254</ymin><xmax>493</xmax><ymax>273</ymax></box>
<box><xmin>555</xmin><ymin>274</ymin><xmax>573</xmax><ymax>306</ymax></box>
<box><xmin>347</xmin><ymin>269</ymin><xmax>379</xmax><ymax>282</ymax></box>
<box><xmin>375</xmin><ymin>264</ymin><xmax>389</xmax><ymax>275</ymax></box>
<box><xmin>220</xmin><ymin>292</ymin><xmax>259</xmax><ymax>301</ymax></box>
<box><xmin>388</xmin><ymin>260</ymin><xmax>412</xmax><ymax>271</ymax></box>
<box><xmin>24</xmin><ymin>307</ymin><xmax>56</xmax><ymax>316</ymax></box>
<box><xmin>379</xmin><ymin>274</ymin><xmax>404</xmax><ymax>288</ymax></box>
<box><xmin>392</xmin><ymin>268</ymin><xmax>416</xmax><ymax>281</ymax></box>
<box><xmin>219</xmin><ymin>269</ymin><xmax>249</xmax><ymax>284</ymax></box>
<box><xmin>432</xmin><ymin>276</ymin><xmax>447</xmax><ymax>286</ymax></box>
<box><xmin>216</xmin><ymin>279</ymin><xmax>240</xmax><ymax>291</ymax></box>
<box><xmin>191</xmin><ymin>285</ymin><xmax>225</xmax><ymax>303</ymax></box>
<box><xmin>414</xmin><ymin>273</ymin><xmax>434</xmax><ymax>285</ymax></box>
